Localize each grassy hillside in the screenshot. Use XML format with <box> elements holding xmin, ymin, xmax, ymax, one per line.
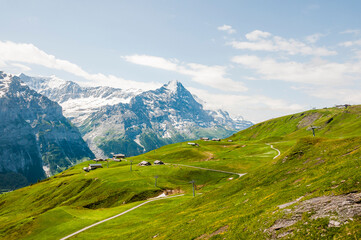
<box><xmin>72</xmin><ymin>136</ymin><xmax>361</xmax><ymax>239</ymax></box>
<box><xmin>1</xmin><ymin>105</ymin><xmax>361</xmax><ymax>239</ymax></box>
<box><xmin>230</xmin><ymin>105</ymin><xmax>361</xmax><ymax>141</ymax></box>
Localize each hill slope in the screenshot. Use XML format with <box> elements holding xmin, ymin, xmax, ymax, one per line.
<box><xmin>1</xmin><ymin>105</ymin><xmax>361</xmax><ymax>239</ymax></box>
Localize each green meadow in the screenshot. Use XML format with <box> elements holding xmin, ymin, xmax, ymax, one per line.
<box><xmin>1</xmin><ymin>105</ymin><xmax>361</xmax><ymax>239</ymax></box>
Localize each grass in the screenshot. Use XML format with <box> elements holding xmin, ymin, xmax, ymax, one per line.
<box><xmin>0</xmin><ymin>157</ymin><xmax>235</xmax><ymax>240</ymax></box>
<box><xmin>2</xmin><ymin>105</ymin><xmax>361</xmax><ymax>239</ymax></box>
<box><xmin>77</xmin><ymin>136</ymin><xmax>361</xmax><ymax>239</ymax></box>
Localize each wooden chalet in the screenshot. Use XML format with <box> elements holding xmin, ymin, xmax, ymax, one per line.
<box><xmin>138</xmin><ymin>161</ymin><xmax>151</xmax><ymax>166</ymax></box>
<box><xmin>113</xmin><ymin>153</ymin><xmax>125</xmax><ymax>161</ymax></box>
<box><xmin>154</xmin><ymin>160</ymin><xmax>165</xmax><ymax>165</ymax></box>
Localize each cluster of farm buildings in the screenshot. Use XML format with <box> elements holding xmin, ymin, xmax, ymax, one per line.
<box><xmin>187</xmin><ymin>137</ymin><xmax>233</xmax><ymax>146</ymax></box>
<box><xmin>83</xmin><ymin>136</ymin><xmax>232</xmax><ymax>171</ymax></box>
<box><xmin>83</xmin><ymin>153</ymin><xmax>165</xmax><ymax>171</ymax></box>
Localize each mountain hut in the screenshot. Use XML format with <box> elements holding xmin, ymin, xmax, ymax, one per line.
<box><xmin>138</xmin><ymin>161</ymin><xmax>151</xmax><ymax>166</ymax></box>
<box><xmin>154</xmin><ymin>160</ymin><xmax>165</xmax><ymax>165</ymax></box>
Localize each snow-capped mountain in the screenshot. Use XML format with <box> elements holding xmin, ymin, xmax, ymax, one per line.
<box><xmin>20</xmin><ymin>74</ymin><xmax>141</xmax><ymax>125</ymax></box>
<box><xmin>19</xmin><ymin>74</ymin><xmax>253</xmax><ymax>158</ymax></box>
<box><xmin>0</xmin><ymin>72</ymin><xmax>94</xmax><ymax>190</ymax></box>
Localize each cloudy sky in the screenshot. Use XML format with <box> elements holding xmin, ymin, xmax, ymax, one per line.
<box><xmin>1</xmin><ymin>0</ymin><xmax>361</xmax><ymax>122</ymax></box>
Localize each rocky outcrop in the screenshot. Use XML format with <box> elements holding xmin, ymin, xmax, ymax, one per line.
<box><xmin>267</xmin><ymin>192</ymin><xmax>361</xmax><ymax>238</ymax></box>
<box><xmin>0</xmin><ymin>72</ymin><xmax>94</xmax><ymax>190</ymax></box>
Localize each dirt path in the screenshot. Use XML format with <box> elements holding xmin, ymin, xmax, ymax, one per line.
<box><xmin>59</xmin><ymin>194</ymin><xmax>184</xmax><ymax>240</ymax></box>
<box><xmin>266</xmin><ymin>143</ymin><xmax>281</xmax><ymax>159</ymax></box>
<box><xmin>167</xmin><ymin>163</ymin><xmax>246</xmax><ymax>178</ymax></box>
<box><xmin>61</xmin><ymin>158</ymin><xmax>247</xmax><ymax>239</ymax></box>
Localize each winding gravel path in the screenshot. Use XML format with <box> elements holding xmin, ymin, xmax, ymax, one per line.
<box><xmin>266</xmin><ymin>143</ymin><xmax>281</xmax><ymax>159</ymax></box>
<box><xmin>60</xmin><ymin>194</ymin><xmax>184</xmax><ymax>240</ymax></box>
<box><xmin>61</xmin><ymin>156</ymin><xmax>248</xmax><ymax>239</ymax></box>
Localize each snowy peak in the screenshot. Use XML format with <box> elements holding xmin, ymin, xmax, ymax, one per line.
<box><xmin>0</xmin><ymin>72</ymin><xmax>36</xmax><ymax>99</ymax></box>
<box><xmin>163</xmin><ymin>80</ymin><xmax>183</xmax><ymax>92</ymax></box>
<box><xmin>19</xmin><ymin>73</ymin><xmax>67</xmax><ymax>90</ymax></box>
<box><xmin>19</xmin><ymin>73</ymin><xmax>141</xmax><ymax>124</ymax></box>
<box><xmin>0</xmin><ymin>71</ymin><xmax>11</xmax><ymax>97</ymax></box>
<box><xmin>0</xmin><ymin>71</ymin><xmax>7</xmax><ymax>79</ymax></box>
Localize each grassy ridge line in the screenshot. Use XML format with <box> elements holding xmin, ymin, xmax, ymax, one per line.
<box><xmin>230</xmin><ymin>105</ymin><xmax>361</xmax><ymax>141</ymax></box>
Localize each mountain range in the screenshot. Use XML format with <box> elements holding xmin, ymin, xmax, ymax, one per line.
<box><xmin>20</xmin><ymin>74</ymin><xmax>253</xmax><ymax>158</ymax></box>
<box><xmin>0</xmin><ymin>72</ymin><xmax>94</xmax><ymax>191</ymax></box>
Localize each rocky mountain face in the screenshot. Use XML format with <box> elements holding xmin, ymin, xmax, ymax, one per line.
<box><xmin>0</xmin><ymin>72</ymin><xmax>94</xmax><ymax>191</ymax></box>
<box><xmin>20</xmin><ymin>74</ymin><xmax>253</xmax><ymax>158</ymax></box>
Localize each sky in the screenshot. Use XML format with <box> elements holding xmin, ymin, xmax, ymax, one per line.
<box><xmin>0</xmin><ymin>0</ymin><xmax>361</xmax><ymax>122</ymax></box>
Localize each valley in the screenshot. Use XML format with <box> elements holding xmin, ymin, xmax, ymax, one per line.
<box><xmin>1</xmin><ymin>105</ymin><xmax>361</xmax><ymax>239</ymax></box>
<box><xmin>2</xmin><ymin>2</ymin><xmax>360</xmax><ymax>239</ymax></box>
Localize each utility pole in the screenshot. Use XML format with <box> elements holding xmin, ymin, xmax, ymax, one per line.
<box><xmin>154</xmin><ymin>175</ymin><xmax>158</xmax><ymax>187</ymax></box>
<box><xmin>310</xmin><ymin>125</ymin><xmax>318</xmax><ymax>137</ymax></box>
<box><xmin>130</xmin><ymin>160</ymin><xmax>133</xmax><ymax>172</ymax></box>
<box><xmin>190</xmin><ymin>180</ymin><xmax>195</xmax><ymax>197</ymax></box>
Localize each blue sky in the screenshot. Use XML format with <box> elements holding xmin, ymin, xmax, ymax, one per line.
<box><xmin>1</xmin><ymin>0</ymin><xmax>361</xmax><ymax>122</ymax></box>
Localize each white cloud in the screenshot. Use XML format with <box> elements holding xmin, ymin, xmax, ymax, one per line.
<box><xmin>339</xmin><ymin>39</ymin><xmax>361</xmax><ymax>47</ymax></box>
<box><xmin>232</xmin><ymin>55</ymin><xmax>361</xmax><ymax>85</ymax></box>
<box><xmin>217</xmin><ymin>25</ymin><xmax>236</xmax><ymax>34</ymax></box>
<box><xmin>302</xmin><ymin>87</ymin><xmax>361</xmax><ymax>104</ymax></box>
<box><xmin>123</xmin><ymin>54</ymin><xmax>247</xmax><ymax>92</ymax></box>
<box><xmin>123</xmin><ymin>55</ymin><xmax>178</xmax><ymax>71</ymax></box>
<box><xmin>340</xmin><ymin>29</ymin><xmax>360</xmax><ymax>35</ymax></box>
<box><xmin>0</xmin><ymin>40</ymin><xmax>159</xmax><ymax>90</ymax></box>
<box><xmin>229</xmin><ymin>30</ymin><xmax>336</xmax><ymax>56</ymax></box>
<box><xmin>305</xmin><ymin>33</ymin><xmax>324</xmax><ymax>43</ymax></box>
<box><xmin>0</xmin><ymin>60</ymin><xmax>31</xmax><ymax>72</ymax></box>
<box><xmin>245</xmin><ymin>30</ymin><xmax>271</xmax><ymax>41</ymax></box>
<box><xmin>188</xmin><ymin>87</ymin><xmax>305</xmax><ymax>123</ymax></box>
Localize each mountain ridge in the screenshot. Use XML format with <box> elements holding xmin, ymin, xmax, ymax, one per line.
<box><xmin>0</xmin><ymin>71</ymin><xmax>94</xmax><ymax>190</ymax></box>
<box><xmin>20</xmin><ymin>74</ymin><xmax>253</xmax><ymax>157</ymax></box>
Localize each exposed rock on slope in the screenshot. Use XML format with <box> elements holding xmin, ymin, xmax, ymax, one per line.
<box><xmin>0</xmin><ymin>72</ymin><xmax>94</xmax><ymax>190</ymax></box>
<box><xmin>268</xmin><ymin>192</ymin><xmax>361</xmax><ymax>238</ymax></box>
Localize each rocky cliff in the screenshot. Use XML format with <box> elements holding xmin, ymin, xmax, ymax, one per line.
<box><xmin>0</xmin><ymin>72</ymin><xmax>94</xmax><ymax>190</ymax></box>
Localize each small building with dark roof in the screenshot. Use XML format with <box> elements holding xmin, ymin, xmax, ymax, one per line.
<box><xmin>94</xmin><ymin>158</ymin><xmax>105</xmax><ymax>162</ymax></box>
<box><xmin>154</xmin><ymin>160</ymin><xmax>164</xmax><ymax>165</ymax></box>
<box><xmin>89</xmin><ymin>164</ymin><xmax>103</xmax><ymax>170</ymax></box>
<box><xmin>113</xmin><ymin>154</ymin><xmax>125</xmax><ymax>161</ymax></box>
<box><xmin>188</xmin><ymin>142</ymin><xmax>199</xmax><ymax>146</ymax></box>
<box><xmin>138</xmin><ymin>161</ymin><xmax>151</xmax><ymax>166</ymax></box>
